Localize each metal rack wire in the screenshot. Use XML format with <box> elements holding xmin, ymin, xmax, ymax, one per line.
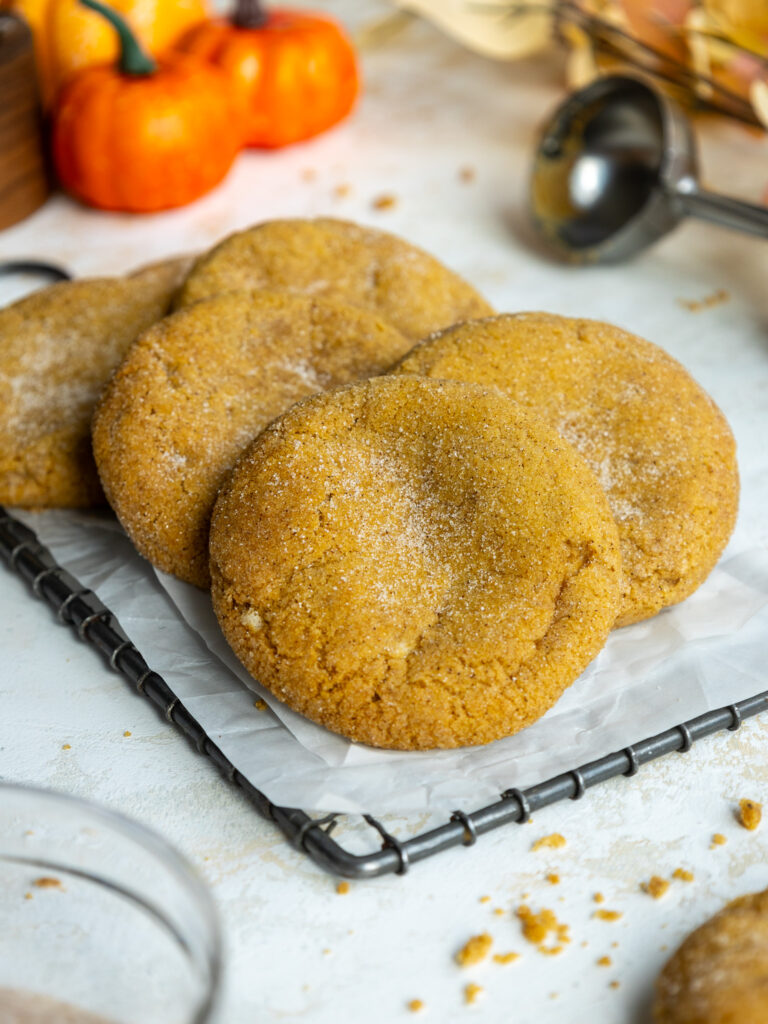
<box><xmin>3</xmin><ymin>505</ymin><xmax>766</xmax><ymax>879</ymax></box>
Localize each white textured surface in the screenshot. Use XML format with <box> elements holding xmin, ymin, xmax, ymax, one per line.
<box><xmin>2</xmin><ymin>4</ymin><xmax>768</xmax><ymax>1021</ymax></box>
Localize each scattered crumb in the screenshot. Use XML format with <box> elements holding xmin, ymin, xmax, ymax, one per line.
<box><xmin>455</xmin><ymin>933</ymin><xmax>493</xmax><ymax>967</ymax></box>
<box><xmin>493</xmin><ymin>908</ymin><xmax>504</xmax><ymax>916</ymax></box>
<box><xmin>609</xmin><ymin>980</ymin><xmax>621</xmax><ymax>990</ymax></box>
<box><xmin>597</xmin><ymin>956</ymin><xmax>612</xmax><ymax>967</ymax></box>
<box><xmin>23</xmin><ymin>830</ymin><xmax>33</xmax><ymax>836</ymax></box>
<box><xmin>459</xmin><ymin>166</ymin><xmax>476</xmax><ymax>184</ymax></box>
<box><xmin>479</xmin><ymin>895</ymin><xmax>491</xmax><ymax>904</ymax></box>
<box><xmin>611</xmin><ymin>942</ymin><xmax>619</xmax><ymax>949</ymax></box>
<box><xmin>336</xmin><ymin>881</ymin><xmax>350</xmax><ymax>895</ymax></box>
<box><xmin>593</xmin><ymin>909</ymin><xmax>622</xmax><ymax>922</ymax></box>
<box><xmin>678</xmin><ymin>288</ymin><xmax>730</xmax><ymax>312</ymax></box>
<box><xmin>493</xmin><ymin>952</ymin><xmax>520</xmax><ymax>965</ymax></box>
<box><xmin>516</xmin><ymin>905</ymin><xmax>570</xmax><ymax>954</ymax></box>
<box><xmin>61</xmin><ymin>744</ymin><xmax>71</xmax><ymax>750</ymax></box>
<box><xmin>738</xmin><ymin>798</ymin><xmax>762</xmax><ymax>831</ymax></box>
<box><xmin>253</xmin><ymin>699</ymin><xmax>267</xmax><ymax>711</ymax></box>
<box><xmin>322</xmin><ymin>948</ymin><xmax>332</xmax><ymax>955</ymax></box>
<box><xmin>464</xmin><ymin>983</ymin><xmax>483</xmax><ymax>1005</ymax></box>
<box><xmin>673</xmin><ymin>868</ymin><xmax>694</xmax><ymax>882</ymax></box>
<box><xmin>532</xmin><ymin>833</ymin><xmax>566</xmax><ymax>852</ymax></box>
<box><xmin>549</xmin><ymin>992</ymin><xmax>559</xmax><ymax>1000</ymax></box>
<box><xmin>372</xmin><ymin>193</ymin><xmax>397</xmax><ymax>211</ymax></box>
<box><xmin>710</xmin><ymin>833</ymin><xmax>727</xmax><ymax>848</ymax></box>
<box><xmin>593</xmin><ymin>892</ymin><xmax>605</xmax><ymax>904</ymax></box>
<box><xmin>660</xmin><ymin>944</ymin><xmax>668</xmax><ymax>952</ymax></box>
<box><xmin>23</xmin><ymin>892</ymin><xmax>32</xmax><ymax>900</ymax></box>
<box><xmin>33</xmin><ymin>877</ymin><xmax>62</xmax><ymax>889</ymax></box>
<box><xmin>580</xmin><ymin>941</ymin><xmax>589</xmax><ymax>948</ymax></box>
<box><xmin>407</xmin><ymin>999</ymin><xmax>424</xmax><ymax>1013</ymax></box>
<box><xmin>546</xmin><ymin>873</ymin><xmax>560</xmax><ymax>885</ymax></box>
<box><xmin>333</xmin><ymin>184</ymin><xmax>352</xmax><ymax>199</ymax></box>
<box><xmin>301</xmin><ymin>168</ymin><xmax>317</xmax><ymax>182</ymax></box>
<box><xmin>123</xmin><ymin>730</ymin><xmax>132</xmax><ymax>737</ymax></box>
<box><xmin>642</xmin><ymin>876</ymin><xmax>670</xmax><ymax>900</ymax></box>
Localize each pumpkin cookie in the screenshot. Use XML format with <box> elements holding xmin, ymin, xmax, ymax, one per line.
<box><xmin>92</xmin><ymin>291</ymin><xmax>411</xmax><ymax>588</ymax></box>
<box><xmin>655</xmin><ymin>889</ymin><xmax>768</xmax><ymax>1023</ymax></box>
<box><xmin>0</xmin><ymin>256</ymin><xmax>192</xmax><ymax>508</ymax></box>
<box><xmin>175</xmin><ymin>217</ymin><xmax>493</xmax><ymax>340</ymax></box>
<box><xmin>210</xmin><ymin>375</ymin><xmax>622</xmax><ymax>750</ymax></box>
<box><xmin>393</xmin><ymin>313</ymin><xmax>739</xmax><ymax>626</ymax></box>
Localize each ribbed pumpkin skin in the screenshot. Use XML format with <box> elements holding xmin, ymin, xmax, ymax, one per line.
<box><xmin>51</xmin><ymin>56</ymin><xmax>243</xmax><ymax>212</ymax></box>
<box><xmin>178</xmin><ymin>9</ymin><xmax>359</xmax><ymax>148</ymax></box>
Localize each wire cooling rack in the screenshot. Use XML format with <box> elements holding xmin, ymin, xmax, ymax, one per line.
<box><xmin>2</xmin><ymin>505</ymin><xmax>766</xmax><ymax>879</ymax></box>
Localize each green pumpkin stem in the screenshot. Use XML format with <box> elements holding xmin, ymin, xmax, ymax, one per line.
<box><xmin>232</xmin><ymin>0</ymin><xmax>268</xmax><ymax>30</ymax></box>
<box><xmin>79</xmin><ymin>0</ymin><xmax>157</xmax><ymax>75</ymax></box>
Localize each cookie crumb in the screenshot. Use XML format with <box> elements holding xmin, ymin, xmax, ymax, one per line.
<box><xmin>609</xmin><ymin>980</ymin><xmax>621</xmax><ymax>990</ymax></box>
<box><xmin>459</xmin><ymin>166</ymin><xmax>476</xmax><ymax>184</ymax></box>
<box><xmin>672</xmin><ymin>868</ymin><xmax>694</xmax><ymax>882</ymax></box>
<box><xmin>253</xmin><ymin>698</ymin><xmax>267</xmax><ymax>711</ymax></box>
<box><xmin>336</xmin><ymin>881</ymin><xmax>350</xmax><ymax>895</ymax></box>
<box><xmin>516</xmin><ymin>905</ymin><xmax>570</xmax><ymax>954</ymax></box>
<box><xmin>333</xmin><ymin>184</ymin><xmax>352</xmax><ymax>199</ymax></box>
<box><xmin>479</xmin><ymin>895</ymin><xmax>491</xmax><ymax>904</ymax></box>
<box><xmin>372</xmin><ymin>193</ymin><xmax>397</xmax><ymax>211</ymax></box>
<box><xmin>123</xmin><ymin>730</ymin><xmax>132</xmax><ymax>737</ymax></box>
<box><xmin>464</xmin><ymin>983</ymin><xmax>483</xmax><ymax>1005</ymax></box>
<box><xmin>407</xmin><ymin>999</ymin><xmax>424</xmax><ymax>1013</ymax></box>
<box><xmin>642</xmin><ymin>876</ymin><xmax>670</xmax><ymax>900</ymax></box>
<box><xmin>593</xmin><ymin>909</ymin><xmax>622</xmax><ymax>922</ymax></box>
<box><xmin>33</xmin><ymin>876</ymin><xmax>62</xmax><ymax>889</ymax></box>
<box><xmin>493</xmin><ymin>908</ymin><xmax>504</xmax><ymax>916</ymax></box>
<box><xmin>678</xmin><ymin>289</ymin><xmax>730</xmax><ymax>312</ymax></box>
<box><xmin>597</xmin><ymin>956</ymin><xmax>612</xmax><ymax>967</ymax></box>
<box><xmin>710</xmin><ymin>833</ymin><xmax>727</xmax><ymax>848</ymax></box>
<box><xmin>455</xmin><ymin>932</ymin><xmax>493</xmax><ymax>966</ymax></box>
<box><xmin>593</xmin><ymin>892</ymin><xmax>605</xmax><ymax>904</ymax></box>
<box><xmin>301</xmin><ymin>168</ymin><xmax>317</xmax><ymax>183</ymax></box>
<box><xmin>23</xmin><ymin>892</ymin><xmax>32</xmax><ymax>900</ymax></box>
<box><xmin>322</xmin><ymin>948</ymin><xmax>332</xmax><ymax>955</ymax></box>
<box><xmin>546</xmin><ymin>873</ymin><xmax>560</xmax><ymax>885</ymax></box>
<box><xmin>61</xmin><ymin>744</ymin><xmax>71</xmax><ymax>750</ymax></box>
<box><xmin>493</xmin><ymin>952</ymin><xmax>519</xmax><ymax>965</ymax></box>
<box><xmin>738</xmin><ymin>798</ymin><xmax>762</xmax><ymax>831</ymax></box>
<box><xmin>531</xmin><ymin>833</ymin><xmax>566</xmax><ymax>852</ymax></box>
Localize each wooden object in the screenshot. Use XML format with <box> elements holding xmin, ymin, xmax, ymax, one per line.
<box><xmin>0</xmin><ymin>12</ymin><xmax>48</xmax><ymax>230</ymax></box>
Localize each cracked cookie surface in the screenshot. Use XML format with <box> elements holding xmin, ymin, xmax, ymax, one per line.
<box><xmin>175</xmin><ymin>217</ymin><xmax>493</xmax><ymax>341</ymax></box>
<box><xmin>210</xmin><ymin>375</ymin><xmax>622</xmax><ymax>750</ymax></box>
<box><xmin>393</xmin><ymin>312</ymin><xmax>739</xmax><ymax>627</ymax></box>
<box><xmin>92</xmin><ymin>291</ymin><xmax>411</xmax><ymax>587</ymax></box>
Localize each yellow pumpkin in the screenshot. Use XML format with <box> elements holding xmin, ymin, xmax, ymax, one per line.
<box><xmin>2</xmin><ymin>0</ymin><xmax>207</xmax><ymax>104</ymax></box>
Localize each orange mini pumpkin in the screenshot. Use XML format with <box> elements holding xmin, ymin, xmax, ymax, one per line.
<box><xmin>177</xmin><ymin>0</ymin><xmax>359</xmax><ymax>149</ymax></box>
<box><xmin>52</xmin><ymin>0</ymin><xmax>243</xmax><ymax>212</ymax></box>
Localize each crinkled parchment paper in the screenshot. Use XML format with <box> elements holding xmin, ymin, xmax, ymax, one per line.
<box><xmin>14</xmin><ymin>509</ymin><xmax>768</xmax><ymax>814</ymax></box>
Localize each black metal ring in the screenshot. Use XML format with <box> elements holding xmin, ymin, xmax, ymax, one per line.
<box><xmin>383</xmin><ymin>832</ymin><xmax>410</xmax><ymax>875</ymax></box>
<box><xmin>164</xmin><ymin>698</ymin><xmax>179</xmax><ymax>722</ymax></box>
<box><xmin>77</xmin><ymin>610</ymin><xmax>109</xmax><ymax>640</ymax></box>
<box><xmin>623</xmin><ymin>746</ymin><xmax>639</xmax><ymax>777</ymax></box>
<box><xmin>677</xmin><ymin>723</ymin><xmax>693</xmax><ymax>752</ymax></box>
<box><xmin>9</xmin><ymin>542</ymin><xmax>34</xmax><ymax>568</ymax></box>
<box><xmin>32</xmin><ymin>566</ymin><xmax>60</xmax><ymax>596</ymax></box>
<box><xmin>0</xmin><ymin>260</ymin><xmax>72</xmax><ymax>283</ymax></box>
<box><xmin>570</xmin><ymin>769</ymin><xmax>586</xmax><ymax>800</ymax></box>
<box><xmin>135</xmin><ymin>669</ymin><xmax>152</xmax><ymax>694</ymax></box>
<box><xmin>109</xmin><ymin>640</ymin><xmax>133</xmax><ymax>670</ymax></box>
<box><xmin>503</xmin><ymin>787</ymin><xmax>532</xmax><ymax>821</ymax></box>
<box><xmin>57</xmin><ymin>589</ymin><xmax>91</xmax><ymax>624</ymax></box>
<box><xmin>451</xmin><ymin>810</ymin><xmax>478</xmax><ymax>846</ymax></box>
<box><xmin>727</xmin><ymin>704</ymin><xmax>742</xmax><ymax>731</ymax></box>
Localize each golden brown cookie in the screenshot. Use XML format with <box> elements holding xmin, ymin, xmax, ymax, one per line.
<box><xmin>393</xmin><ymin>313</ymin><xmax>739</xmax><ymax>626</ymax></box>
<box><xmin>92</xmin><ymin>291</ymin><xmax>412</xmax><ymax>588</ymax></box>
<box><xmin>0</xmin><ymin>256</ymin><xmax>192</xmax><ymax>508</ymax></box>
<box><xmin>175</xmin><ymin>217</ymin><xmax>493</xmax><ymax>340</ymax></box>
<box><xmin>210</xmin><ymin>375</ymin><xmax>622</xmax><ymax>750</ymax></box>
<box><xmin>655</xmin><ymin>889</ymin><xmax>768</xmax><ymax>1023</ymax></box>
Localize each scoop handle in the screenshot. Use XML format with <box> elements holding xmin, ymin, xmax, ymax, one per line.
<box><xmin>675</xmin><ymin>177</ymin><xmax>768</xmax><ymax>240</ymax></box>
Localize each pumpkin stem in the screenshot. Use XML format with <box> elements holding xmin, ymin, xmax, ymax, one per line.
<box><xmin>79</xmin><ymin>0</ymin><xmax>157</xmax><ymax>75</ymax></box>
<box><xmin>232</xmin><ymin>0</ymin><xmax>268</xmax><ymax>30</ymax></box>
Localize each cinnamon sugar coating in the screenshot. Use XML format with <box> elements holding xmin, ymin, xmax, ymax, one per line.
<box><xmin>393</xmin><ymin>312</ymin><xmax>739</xmax><ymax>626</ymax></box>
<box><xmin>175</xmin><ymin>217</ymin><xmax>493</xmax><ymax>341</ymax></box>
<box><xmin>210</xmin><ymin>376</ymin><xmax>622</xmax><ymax>750</ymax></box>
<box><xmin>92</xmin><ymin>291</ymin><xmax>411</xmax><ymax>587</ymax></box>
<box><xmin>655</xmin><ymin>889</ymin><xmax>768</xmax><ymax>1023</ymax></box>
<box><xmin>0</xmin><ymin>257</ymin><xmax>191</xmax><ymax>508</ymax></box>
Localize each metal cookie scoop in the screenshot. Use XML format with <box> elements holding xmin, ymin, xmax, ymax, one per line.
<box><xmin>530</xmin><ymin>74</ymin><xmax>768</xmax><ymax>263</ymax></box>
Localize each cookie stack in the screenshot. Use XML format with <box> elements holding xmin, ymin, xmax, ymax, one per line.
<box><xmin>0</xmin><ymin>218</ymin><xmax>739</xmax><ymax>750</ymax></box>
